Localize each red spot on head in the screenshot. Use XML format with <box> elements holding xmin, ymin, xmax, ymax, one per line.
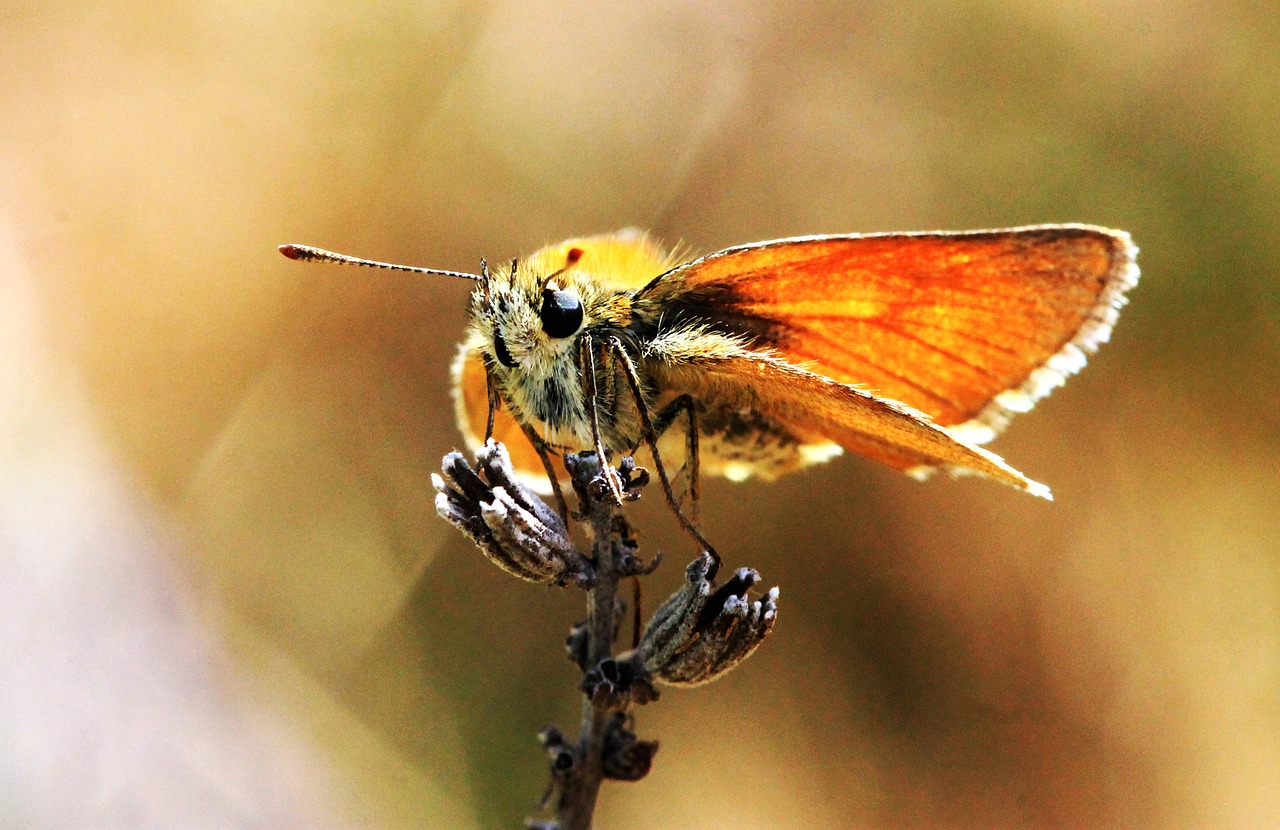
<box><xmin>566</xmin><ymin>247</ymin><xmax>584</xmax><ymax>265</ymax></box>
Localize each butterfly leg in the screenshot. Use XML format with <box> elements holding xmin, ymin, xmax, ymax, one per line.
<box><xmin>483</xmin><ymin>363</ymin><xmax>499</xmax><ymax>445</ymax></box>
<box><xmin>607</xmin><ymin>337</ymin><xmax>720</xmax><ymax>573</ymax></box>
<box><xmin>481</xmin><ymin>364</ymin><xmax>570</xmax><ymax>525</ymax></box>
<box><xmin>650</xmin><ymin>395</ymin><xmax>700</xmax><ymax>525</ymax></box>
<box><xmin>516</xmin><ymin>418</ymin><xmax>571</xmax><ymax>528</ymax></box>
<box><xmin>580</xmin><ymin>334</ymin><xmax>626</xmax><ymax>504</ymax></box>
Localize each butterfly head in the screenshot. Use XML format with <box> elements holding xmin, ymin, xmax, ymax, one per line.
<box><xmin>470</xmin><ymin>245</ymin><xmax>593</xmax><ymax>381</ymax></box>
<box><xmin>467</xmin><ymin>243</ymin><xmax>639</xmax><ymax>441</ymax></box>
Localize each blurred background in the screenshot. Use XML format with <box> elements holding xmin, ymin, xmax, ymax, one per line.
<box><xmin>2</xmin><ymin>1</ymin><xmax>1278</xmax><ymax>827</ymax></box>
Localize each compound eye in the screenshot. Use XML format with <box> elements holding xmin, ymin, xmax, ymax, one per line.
<box><xmin>540</xmin><ymin>289</ymin><xmax>583</xmax><ymax>339</ymax></box>
<box><xmin>493</xmin><ymin>331</ymin><xmax>517</xmax><ymax>368</ymax></box>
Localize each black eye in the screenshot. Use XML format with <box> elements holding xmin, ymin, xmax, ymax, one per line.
<box><xmin>493</xmin><ymin>331</ymin><xmax>517</xmax><ymax>368</ymax></box>
<box><xmin>540</xmin><ymin>289</ymin><xmax>583</xmax><ymax>338</ymax></box>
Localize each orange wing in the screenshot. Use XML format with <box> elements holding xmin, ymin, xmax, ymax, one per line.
<box><xmin>646</xmin><ymin>331</ymin><xmax>1051</xmax><ymax>497</ymax></box>
<box><xmin>638</xmin><ymin>225</ymin><xmax>1138</xmax><ymax>444</ymax></box>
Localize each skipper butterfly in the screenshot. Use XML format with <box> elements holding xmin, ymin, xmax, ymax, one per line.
<box><xmin>281</xmin><ymin>225</ymin><xmax>1138</xmax><ymax>556</ymax></box>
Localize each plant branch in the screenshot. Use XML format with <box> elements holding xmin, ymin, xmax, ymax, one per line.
<box><xmin>434</xmin><ymin>442</ymin><xmax>777</xmax><ymax>830</ymax></box>
<box><xmin>555</xmin><ymin>454</ymin><xmax>627</xmax><ymax>830</ymax></box>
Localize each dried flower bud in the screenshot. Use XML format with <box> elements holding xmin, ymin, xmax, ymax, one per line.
<box><xmin>614</xmin><ymin>456</ymin><xmax>650</xmax><ymax>501</ymax></box>
<box><xmin>564</xmin><ymin>620</ymin><xmax>591</xmax><ymax>672</ymax></box>
<box><xmin>580</xmin><ymin>651</ymin><xmax>658</xmax><ymax>709</ymax></box>
<box><xmin>638</xmin><ymin>553</ymin><xmax>778</xmax><ymax>686</ymax></box>
<box><xmin>559</xmin><ymin>451</ymin><xmax>660</xmax><ymax>579</ymax></box>
<box><xmin>600</xmin><ymin>713</ymin><xmax>658</xmax><ymax>781</ymax></box>
<box><xmin>434</xmin><ymin>440</ymin><xmax>593</xmax><ymax>586</ymax></box>
<box><xmin>538</xmin><ymin>725</ymin><xmax>578</xmax><ymax>782</ymax></box>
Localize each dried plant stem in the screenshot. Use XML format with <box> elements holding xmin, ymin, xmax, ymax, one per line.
<box><xmin>557</xmin><ymin>487</ymin><xmax>626</xmax><ymax>830</ymax></box>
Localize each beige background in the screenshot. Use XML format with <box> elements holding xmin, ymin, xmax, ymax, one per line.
<box><xmin>2</xmin><ymin>1</ymin><xmax>1278</xmax><ymax>827</ymax></box>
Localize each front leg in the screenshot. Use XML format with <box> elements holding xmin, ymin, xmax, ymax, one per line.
<box><xmin>517</xmin><ymin>418</ymin><xmax>571</xmax><ymax>528</ymax></box>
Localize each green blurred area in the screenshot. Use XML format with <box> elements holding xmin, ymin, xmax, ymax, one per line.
<box><xmin>2</xmin><ymin>1</ymin><xmax>1278</xmax><ymax>827</ymax></box>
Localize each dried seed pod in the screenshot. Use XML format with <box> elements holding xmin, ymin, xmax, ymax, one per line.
<box><xmin>639</xmin><ymin>553</ymin><xmax>779</xmax><ymax>687</ymax></box>
<box><xmin>434</xmin><ymin>440</ymin><xmax>593</xmax><ymax>586</ymax></box>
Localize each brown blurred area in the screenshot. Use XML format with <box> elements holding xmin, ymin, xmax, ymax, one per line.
<box><xmin>2</xmin><ymin>1</ymin><xmax>1278</xmax><ymax>827</ymax></box>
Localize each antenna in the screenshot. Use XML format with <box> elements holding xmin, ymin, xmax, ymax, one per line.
<box><xmin>540</xmin><ymin>246</ymin><xmax>585</xmax><ymax>291</ymax></box>
<box><xmin>278</xmin><ymin>244</ymin><xmax>483</xmax><ymax>282</ymax></box>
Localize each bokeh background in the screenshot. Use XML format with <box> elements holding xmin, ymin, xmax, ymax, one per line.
<box><xmin>3</xmin><ymin>1</ymin><xmax>1278</xmax><ymax>827</ymax></box>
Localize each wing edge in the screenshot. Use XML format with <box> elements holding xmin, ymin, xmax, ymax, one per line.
<box><xmin>948</xmin><ymin>227</ymin><xmax>1140</xmax><ymax>444</ymax></box>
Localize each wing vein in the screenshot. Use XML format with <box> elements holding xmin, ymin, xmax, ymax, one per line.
<box><xmin>782</xmin><ymin>331</ymin><xmax>968</xmax><ymax>412</ymax></box>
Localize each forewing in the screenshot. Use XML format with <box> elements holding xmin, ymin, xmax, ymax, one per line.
<box><xmin>640</xmin><ymin>225</ymin><xmax>1138</xmax><ymax>443</ymax></box>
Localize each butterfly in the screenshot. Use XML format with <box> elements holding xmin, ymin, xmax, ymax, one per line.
<box><xmin>281</xmin><ymin>224</ymin><xmax>1138</xmax><ymax>558</ymax></box>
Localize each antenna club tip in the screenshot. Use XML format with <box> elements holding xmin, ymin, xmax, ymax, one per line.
<box><xmin>278</xmin><ymin>244</ymin><xmax>304</xmax><ymax>260</ymax></box>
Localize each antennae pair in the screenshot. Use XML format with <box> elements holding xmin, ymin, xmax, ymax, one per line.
<box><xmin>278</xmin><ymin>244</ymin><xmax>484</xmax><ymax>282</ymax></box>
